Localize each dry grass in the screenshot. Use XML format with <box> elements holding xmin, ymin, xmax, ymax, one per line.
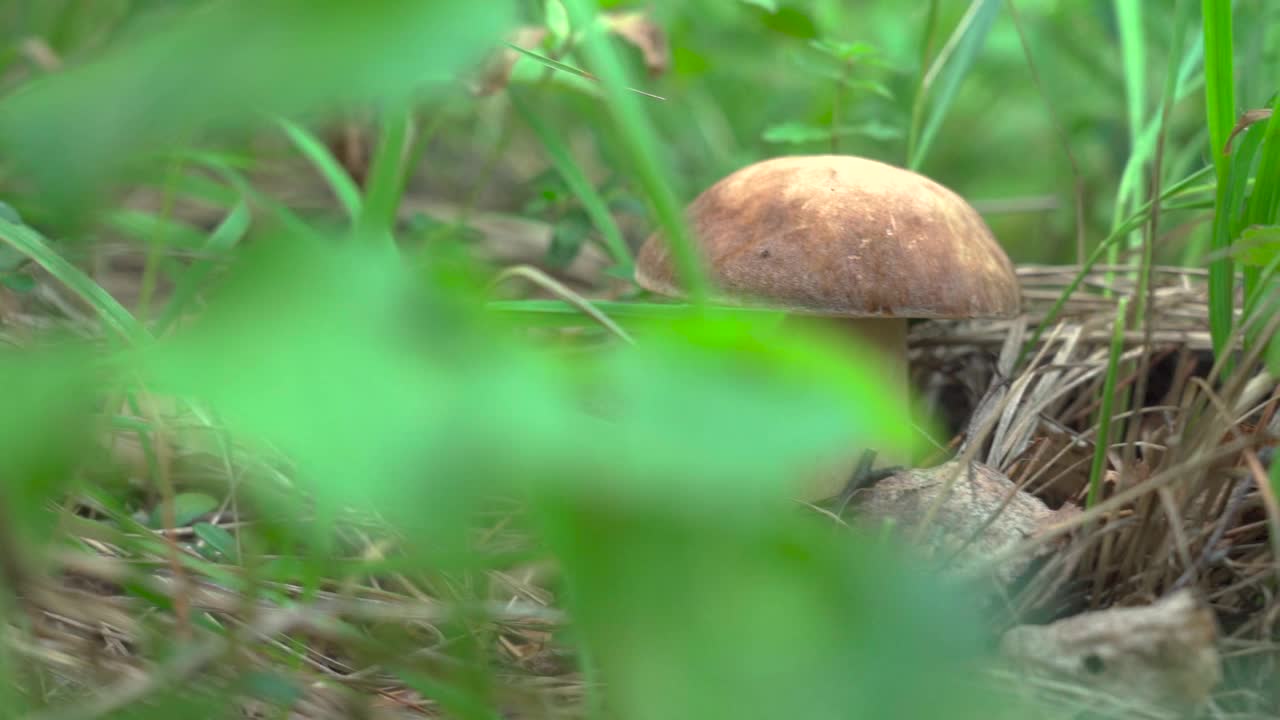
<box><xmin>912</xmin><ymin>263</ymin><xmax>1279</xmax><ymax>718</ymax></box>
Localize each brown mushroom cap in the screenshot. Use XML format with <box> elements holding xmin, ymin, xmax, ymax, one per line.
<box><xmin>636</xmin><ymin>155</ymin><xmax>1020</xmax><ymax>319</ymax></box>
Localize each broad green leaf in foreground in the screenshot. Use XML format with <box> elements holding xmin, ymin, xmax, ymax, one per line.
<box><xmin>0</xmin><ymin>345</ymin><xmax>98</xmax><ymax>548</ymax></box>
<box><xmin>140</xmin><ymin>236</ymin><xmax>911</xmax><ymax>520</ymax></box>
<box><xmin>537</xmin><ymin>502</ymin><xmax>995</xmax><ymax>720</ymax></box>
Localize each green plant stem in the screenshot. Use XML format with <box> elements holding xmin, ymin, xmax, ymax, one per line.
<box><xmin>357</xmin><ymin>100</ymin><xmax>415</xmax><ymax>249</ymax></box>
<box><xmin>511</xmin><ymin>89</ymin><xmax>634</xmax><ymax>272</ymax></box>
<box><xmin>1107</xmin><ymin>0</ymin><xmax>1147</xmax><ymax>290</ymax></box>
<box><xmin>562</xmin><ymin>0</ymin><xmax>709</xmax><ymax>302</ymax></box>
<box><xmin>1202</xmin><ymin>0</ymin><xmax>1236</xmax><ymax>367</ymax></box>
<box><xmin>1087</xmin><ymin>296</ymin><xmax>1129</xmax><ymax>509</ymax></box>
<box><xmin>1017</xmin><ymin>165</ymin><xmax>1214</xmax><ymax>366</ymax></box>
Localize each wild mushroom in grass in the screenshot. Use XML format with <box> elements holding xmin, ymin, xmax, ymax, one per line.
<box><xmin>636</xmin><ymin>155</ymin><xmax>1021</xmax><ymax>499</ymax></box>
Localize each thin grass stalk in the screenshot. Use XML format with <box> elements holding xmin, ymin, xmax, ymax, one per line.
<box><xmin>562</xmin><ymin>0</ymin><xmax>708</xmax><ymax>303</ymax></box>
<box><xmin>1016</xmin><ymin>166</ymin><xmax>1213</xmax><ymax>366</ymax></box>
<box><xmin>357</xmin><ymin>100</ymin><xmax>415</xmax><ymax>248</ymax></box>
<box><xmin>1107</xmin><ymin>0</ymin><xmax>1147</xmax><ymax>291</ymax></box>
<box><xmin>905</xmin><ymin>0</ymin><xmax>941</xmax><ymax>166</ymax></box>
<box><xmin>1122</xmin><ymin>0</ymin><xmax>1187</xmax><ymax>475</ymax></box>
<box><xmin>1088</xmin><ymin>296</ymin><xmax>1130</xmax><ymax>508</ymax></box>
<box><xmin>1241</xmin><ymin>95</ymin><xmax>1280</xmax><ymax>326</ymax></box>
<box><xmin>1005</xmin><ymin>0</ymin><xmax>1087</xmax><ymax>264</ymax></box>
<box><xmin>510</xmin><ymin>90</ymin><xmax>634</xmax><ymax>273</ymax></box>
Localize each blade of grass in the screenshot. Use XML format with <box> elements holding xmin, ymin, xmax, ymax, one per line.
<box><xmin>1123</xmin><ymin>0</ymin><xmax>1189</xmax><ymax>474</ymax></box>
<box><xmin>195</xmin><ymin>156</ymin><xmax>315</xmax><ymax>239</ymax></box>
<box><xmin>503</xmin><ymin>42</ymin><xmax>666</xmax><ymax>101</ymax></box>
<box><xmin>153</xmin><ymin>199</ymin><xmax>251</xmax><ymax>336</ymax></box>
<box><xmin>908</xmin><ymin>0</ymin><xmax>1000</xmax><ymax>170</ymax></box>
<box><xmin>357</xmin><ymin>101</ymin><xmax>414</xmax><ymax>248</ymax></box>
<box><xmin>509</xmin><ymin>90</ymin><xmax>634</xmax><ymax>273</ymax></box>
<box><xmin>1106</xmin><ymin>0</ymin><xmax>1148</xmax><ymax>290</ymax></box>
<box><xmin>490</xmin><ymin>266</ymin><xmax>634</xmax><ymax>345</ymax></box>
<box><xmin>278</xmin><ymin>118</ymin><xmax>363</xmax><ymax>223</ymax></box>
<box><xmin>1087</xmin><ymin>295</ymin><xmax>1129</xmax><ymax>508</ymax></box>
<box><xmin>561</xmin><ymin>0</ymin><xmax>708</xmax><ymax>302</ymax></box>
<box><xmin>1202</xmin><ymin>0</ymin><xmax>1236</xmax><ymax>366</ymax></box>
<box><xmin>0</xmin><ymin>218</ymin><xmax>148</xmax><ymax>344</ymax></box>
<box><xmin>1017</xmin><ymin>164</ymin><xmax>1215</xmax><ymax>365</ymax></box>
<box><xmin>904</xmin><ymin>0</ymin><xmax>942</xmax><ymax>166</ymax></box>
<box><xmin>106</xmin><ymin>210</ymin><xmax>210</xmax><ymax>250</ymax></box>
<box><xmin>1005</xmin><ymin>0</ymin><xmax>1088</xmax><ymax>263</ymax></box>
<box><xmin>1241</xmin><ymin>95</ymin><xmax>1280</xmax><ymax>306</ymax></box>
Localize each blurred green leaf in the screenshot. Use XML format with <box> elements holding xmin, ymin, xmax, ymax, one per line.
<box><xmin>238</xmin><ymin>670</ymin><xmax>303</xmax><ymax>709</ymax></box>
<box><xmin>0</xmin><ymin>0</ymin><xmax>517</xmax><ymax>217</ymax></box>
<box><xmin>557</xmin><ymin>314</ymin><xmax>912</xmax><ymax>507</ymax></box>
<box><xmin>0</xmin><ymin>345</ymin><xmax>98</xmax><ymax>547</ymax></box>
<box><xmin>149</xmin><ymin>492</ymin><xmax>219</xmax><ymax>528</ymax></box>
<box><xmin>755</xmin><ymin>5</ymin><xmax>818</xmax><ymax>38</ymax></box>
<box><xmin>193</xmin><ymin>522</ymin><xmax>238</xmax><ymax>562</ymax></box>
<box><xmin>763</xmin><ymin>121</ymin><xmax>902</xmax><ymax>144</ymax></box>
<box><xmin>0</xmin><ymin>217</ymin><xmax>148</xmax><ymax>344</ymax></box>
<box><xmin>107</xmin><ymin>210</ymin><xmax>209</xmax><ymax>249</ymax></box>
<box><xmin>1232</xmin><ymin>225</ymin><xmax>1280</xmax><ymax>267</ymax></box>
<box><xmin>278</xmin><ymin>118</ymin><xmax>363</xmax><ymax>223</ymax></box>
<box><xmin>0</xmin><ymin>201</ymin><xmax>22</xmax><ymax>225</ymax></box>
<box><xmin>544</xmin><ymin>0</ymin><xmax>572</xmax><ymax>47</ymax></box>
<box><xmin>0</xmin><ymin>273</ymin><xmax>34</xmax><ymax>293</ymax></box>
<box><xmin>537</xmin><ymin>503</ymin><xmax>992</xmax><ymax>720</ymax></box>
<box><xmin>809</xmin><ymin>39</ymin><xmax>881</xmax><ymax>62</ymax></box>
<box><xmin>139</xmin><ymin>232</ymin><xmax>907</xmax><ymax>536</ymax></box>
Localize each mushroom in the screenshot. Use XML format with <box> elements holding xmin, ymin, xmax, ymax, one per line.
<box><xmin>635</xmin><ymin>155</ymin><xmax>1020</xmax><ymax>498</ymax></box>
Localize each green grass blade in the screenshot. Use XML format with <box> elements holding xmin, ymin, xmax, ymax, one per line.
<box><xmin>488</xmin><ymin>299</ymin><xmax>785</xmax><ymax>333</ymax></box>
<box><xmin>107</xmin><ymin>209</ymin><xmax>210</xmax><ymax>249</ymax></box>
<box><xmin>905</xmin><ymin>0</ymin><xmax>943</xmax><ymax>166</ymax></box>
<box><xmin>1107</xmin><ymin>0</ymin><xmax>1148</xmax><ymax>285</ymax></box>
<box><xmin>503</xmin><ymin>42</ymin><xmax>666</xmax><ymax>100</ymax></box>
<box><xmin>908</xmin><ymin>0</ymin><xmax>1000</xmax><ymax>170</ymax></box>
<box><xmin>1087</xmin><ymin>296</ymin><xmax>1129</xmax><ymax>509</ymax></box>
<box><xmin>153</xmin><ymin>199</ymin><xmax>252</xmax><ymax>336</ymax></box>
<box><xmin>1202</xmin><ymin>0</ymin><xmax>1237</xmax><ymax>365</ymax></box>
<box><xmin>0</xmin><ymin>218</ymin><xmax>148</xmax><ymax>344</ymax></box>
<box><xmin>1018</xmin><ymin>165</ymin><xmax>1215</xmax><ymax>364</ymax></box>
<box><xmin>562</xmin><ymin>0</ymin><xmax>708</xmax><ymax>301</ymax></box>
<box><xmin>1241</xmin><ymin>97</ymin><xmax>1280</xmax><ymax>305</ymax></box>
<box><xmin>278</xmin><ymin>118</ymin><xmax>363</xmax><ymax>223</ymax></box>
<box><xmin>357</xmin><ymin>101</ymin><xmax>414</xmax><ymax>247</ymax></box>
<box><xmin>491</xmin><ymin>266</ymin><xmax>634</xmax><ymax>344</ymax></box>
<box><xmin>1116</xmin><ymin>1</ymin><xmax>1146</xmax><ymax>142</ymax></box>
<box><xmin>196</xmin><ymin>156</ymin><xmax>314</xmax><ymax>240</ymax></box>
<box><xmin>510</xmin><ymin>90</ymin><xmax>634</xmax><ymax>273</ymax></box>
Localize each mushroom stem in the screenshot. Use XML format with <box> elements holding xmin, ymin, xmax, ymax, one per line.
<box><xmin>792</xmin><ymin>316</ymin><xmax>913</xmax><ymax>500</ymax></box>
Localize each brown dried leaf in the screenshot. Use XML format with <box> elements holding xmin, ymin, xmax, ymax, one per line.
<box><xmin>1224</xmin><ymin>108</ymin><xmax>1274</xmax><ymax>155</ymax></box>
<box><xmin>474</xmin><ymin>10</ymin><xmax>669</xmax><ymax>97</ymax></box>
<box><xmin>601</xmin><ymin>10</ymin><xmax>671</xmax><ymax>76</ymax></box>
<box><xmin>474</xmin><ymin>26</ymin><xmax>549</xmax><ymax>96</ymax></box>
